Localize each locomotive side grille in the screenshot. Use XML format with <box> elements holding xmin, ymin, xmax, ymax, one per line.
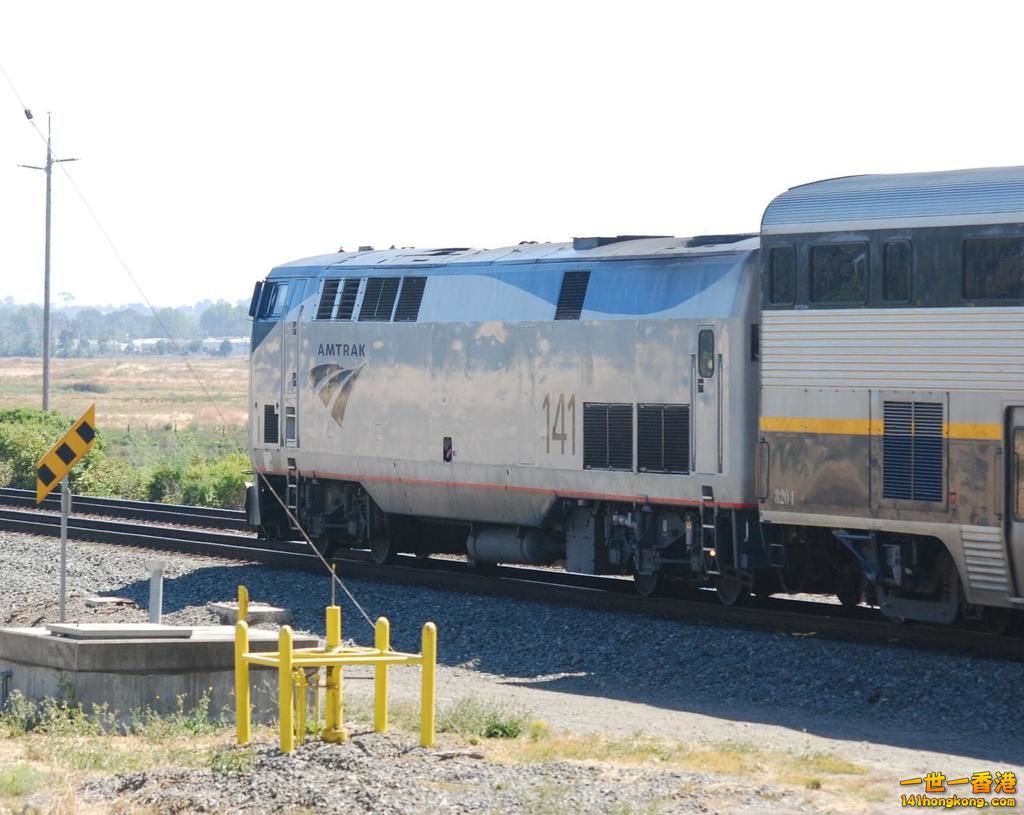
<box><xmin>583</xmin><ymin>402</ymin><xmax>632</xmax><ymax>471</ymax></box>
<box><xmin>583</xmin><ymin>403</ymin><xmax>609</xmax><ymax>469</ymax></box>
<box><xmin>394</xmin><ymin>276</ymin><xmax>427</xmax><ymax>322</ymax></box>
<box><xmin>359</xmin><ymin>277</ymin><xmax>401</xmax><ymax>321</ymax></box>
<box><xmin>607</xmin><ymin>404</ymin><xmax>633</xmax><ymax>470</ymax></box>
<box><xmin>883</xmin><ymin>401</ymin><xmax>913</xmax><ymax>500</ymax></box>
<box><xmin>913</xmin><ymin>402</ymin><xmax>944</xmax><ymax>502</ymax></box>
<box><xmin>637</xmin><ymin>406</ymin><xmax>661</xmax><ymax>472</ymax></box>
<box><xmin>263</xmin><ymin>404</ymin><xmax>279</xmax><ymax>445</ymax></box>
<box><xmin>637</xmin><ymin>404</ymin><xmax>691</xmax><ymax>474</ymax></box>
<box><xmin>316</xmin><ymin>279</ymin><xmax>340</xmax><ymax>320</ymax></box>
<box><xmin>883</xmin><ymin>400</ymin><xmax>943</xmax><ymax>502</ymax></box>
<box><xmin>336</xmin><ymin>278</ymin><xmax>360</xmax><ymax>320</ymax></box>
<box><xmin>554</xmin><ymin>270</ymin><xmax>590</xmax><ymax>320</ymax></box>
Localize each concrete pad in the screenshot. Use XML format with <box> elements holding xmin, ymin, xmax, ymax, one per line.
<box><xmin>46</xmin><ymin>623</ymin><xmax>192</xmax><ymax>640</ymax></box>
<box><xmin>0</xmin><ymin>625</ymin><xmax>319</xmax><ymax>723</ymax></box>
<box><xmin>208</xmin><ymin>601</ymin><xmax>291</xmax><ymax>625</ymax></box>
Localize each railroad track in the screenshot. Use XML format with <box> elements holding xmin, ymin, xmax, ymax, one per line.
<box><xmin>0</xmin><ymin>487</ymin><xmax>248</xmax><ymax>530</ymax></box>
<box><xmin>1</xmin><ymin>492</ymin><xmax>1021</xmax><ymax>661</ymax></box>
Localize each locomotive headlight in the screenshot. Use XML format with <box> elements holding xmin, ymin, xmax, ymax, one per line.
<box><xmin>708</xmin><ymin>548</ymin><xmax>717</xmax><ymax>559</ymax></box>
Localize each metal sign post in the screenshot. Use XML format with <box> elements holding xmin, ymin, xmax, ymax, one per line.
<box><xmin>35</xmin><ymin>404</ymin><xmax>96</xmax><ymax>624</ymax></box>
<box><xmin>59</xmin><ymin>475</ymin><xmax>70</xmax><ymax>623</ymax></box>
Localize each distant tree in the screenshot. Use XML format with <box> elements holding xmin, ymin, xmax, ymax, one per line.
<box><xmin>73</xmin><ymin>308</ymin><xmax>107</xmax><ymax>342</ymax></box>
<box><xmin>106</xmin><ymin>309</ymin><xmax>150</xmax><ymax>342</ymax></box>
<box><xmin>149</xmin><ymin>308</ymin><xmax>198</xmax><ymax>341</ymax></box>
<box><xmin>218</xmin><ymin>339</ymin><xmax>233</xmax><ymax>356</ymax></box>
<box><xmin>0</xmin><ymin>306</ymin><xmax>43</xmax><ymax>356</ymax></box>
<box><xmin>199</xmin><ymin>301</ymin><xmax>248</xmax><ymax>337</ymax></box>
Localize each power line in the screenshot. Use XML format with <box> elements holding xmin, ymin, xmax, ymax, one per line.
<box><xmin>0</xmin><ymin>61</ymin><xmax>378</xmax><ymax>630</ymax></box>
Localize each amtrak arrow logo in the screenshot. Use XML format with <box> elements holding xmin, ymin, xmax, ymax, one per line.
<box><xmin>309</xmin><ymin>362</ymin><xmax>366</xmax><ymax>427</ymax></box>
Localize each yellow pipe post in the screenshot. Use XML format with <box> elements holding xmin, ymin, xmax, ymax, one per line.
<box><xmin>322</xmin><ymin>605</ymin><xmax>348</xmax><ymax>742</ymax></box>
<box><xmin>279</xmin><ymin>626</ymin><xmax>294</xmax><ymax>753</ymax></box>
<box><xmin>314</xmin><ymin>668</ymin><xmax>322</xmax><ymax>736</ymax></box>
<box><xmin>295</xmin><ymin>669</ymin><xmax>307</xmax><ymax>746</ymax></box>
<box><xmin>374</xmin><ymin>617</ymin><xmax>390</xmax><ymax>732</ymax></box>
<box><xmin>420</xmin><ymin>622</ymin><xmax>437</xmax><ymax>748</ymax></box>
<box><xmin>237</xmin><ymin>585</ymin><xmax>249</xmax><ymax>623</ymax></box>
<box><xmin>234</xmin><ymin>620</ymin><xmax>250</xmax><ymax>745</ymax></box>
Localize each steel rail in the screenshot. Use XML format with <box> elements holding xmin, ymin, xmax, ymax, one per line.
<box><xmin>0</xmin><ymin>503</ymin><xmax>1021</xmax><ymax>661</ymax></box>
<box><xmin>0</xmin><ymin>487</ymin><xmax>247</xmax><ymax>530</ymax></box>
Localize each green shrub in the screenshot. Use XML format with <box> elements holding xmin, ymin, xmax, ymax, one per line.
<box><xmin>209</xmin><ymin>746</ymin><xmax>256</xmax><ymax>774</ymax></box>
<box><xmin>439</xmin><ymin>696</ymin><xmax>530</xmax><ymax>739</ymax></box>
<box><xmin>0</xmin><ymin>408</ymin><xmax>248</xmax><ymax>508</ymax></box>
<box><xmin>147</xmin><ymin>461</ymin><xmax>184</xmax><ymax>502</ymax></box>
<box><xmin>0</xmin><ymin>763</ymin><xmax>45</xmax><ymax>796</ymax></box>
<box><xmin>178</xmin><ymin>451</ymin><xmax>248</xmax><ymax>508</ymax></box>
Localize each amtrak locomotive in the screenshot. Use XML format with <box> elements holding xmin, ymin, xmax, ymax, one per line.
<box><xmin>247</xmin><ymin>166</ymin><xmax>1024</xmax><ymax>629</ymax></box>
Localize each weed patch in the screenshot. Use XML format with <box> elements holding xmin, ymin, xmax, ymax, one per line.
<box><xmin>0</xmin><ymin>763</ymin><xmax>45</xmax><ymax>796</ymax></box>
<box><xmin>438</xmin><ymin>696</ymin><xmax>531</xmax><ymax>739</ymax></box>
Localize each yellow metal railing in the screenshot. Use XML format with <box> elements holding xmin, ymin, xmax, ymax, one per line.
<box><xmin>233</xmin><ymin>585</ymin><xmax>437</xmax><ymax>753</ymax></box>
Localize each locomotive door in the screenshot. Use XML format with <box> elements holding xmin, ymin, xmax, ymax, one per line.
<box><xmin>1005</xmin><ymin>407</ymin><xmax>1024</xmax><ymax>595</ymax></box>
<box><xmin>694</xmin><ymin>326</ymin><xmax>721</xmax><ymax>474</ymax></box>
<box><xmin>282</xmin><ymin>301</ymin><xmax>303</xmax><ymax>449</ymax></box>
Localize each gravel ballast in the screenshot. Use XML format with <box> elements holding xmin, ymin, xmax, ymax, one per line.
<box><xmin>3</xmin><ymin>529</ymin><xmax>1023</xmax><ymax>813</ymax></box>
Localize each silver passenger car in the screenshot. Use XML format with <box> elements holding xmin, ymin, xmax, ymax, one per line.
<box><xmin>248</xmin><ymin>235</ymin><xmax>763</xmax><ymax>597</ymax></box>
<box><xmin>759</xmin><ymin>166</ymin><xmax>1024</xmax><ymax>626</ymax></box>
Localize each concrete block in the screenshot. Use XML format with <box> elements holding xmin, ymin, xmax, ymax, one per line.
<box><xmin>0</xmin><ymin>624</ymin><xmax>318</xmax><ymax>724</ymax></box>
<box><xmin>208</xmin><ymin>601</ymin><xmax>292</xmax><ymax>625</ymax></box>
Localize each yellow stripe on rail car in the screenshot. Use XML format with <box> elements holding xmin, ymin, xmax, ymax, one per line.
<box><xmin>759</xmin><ymin>417</ymin><xmax>1001</xmax><ymax>440</ymax></box>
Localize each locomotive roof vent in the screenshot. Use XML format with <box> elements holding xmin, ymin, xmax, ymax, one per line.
<box><xmin>358</xmin><ymin>245</ymin><xmax>374</xmax><ymax>252</ymax></box>
<box><xmin>685</xmin><ymin>233</ymin><xmax>758</xmax><ymax>247</ymax></box>
<box><xmin>572</xmin><ymin>235</ymin><xmax>670</xmax><ymax>250</ymax></box>
<box><xmin>421</xmin><ymin>247</ymin><xmax>470</xmax><ymax>256</ymax></box>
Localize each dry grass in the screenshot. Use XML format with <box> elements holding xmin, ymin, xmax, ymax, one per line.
<box><xmin>0</xmin><ymin>356</ymin><xmax>248</xmax><ymax>429</ymax></box>
<box><xmin>485</xmin><ymin>732</ymin><xmax>883</xmax><ymax>802</ymax></box>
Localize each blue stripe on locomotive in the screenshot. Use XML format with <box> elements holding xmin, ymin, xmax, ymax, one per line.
<box><xmin>260</xmin><ymin>250</ymin><xmax>748</xmax><ymax>330</ymax></box>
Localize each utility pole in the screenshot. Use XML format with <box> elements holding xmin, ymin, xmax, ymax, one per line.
<box><xmin>19</xmin><ymin>112</ymin><xmax>77</xmax><ymax>411</ymax></box>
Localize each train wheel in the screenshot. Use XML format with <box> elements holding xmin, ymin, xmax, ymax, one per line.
<box><xmin>714</xmin><ymin>568</ymin><xmax>750</xmax><ymax>607</ymax></box>
<box><xmin>834</xmin><ymin>569</ymin><xmax>864</xmax><ymax>609</ymax></box>
<box><xmin>971</xmin><ymin>606</ymin><xmax>1015</xmax><ymax>635</ymax></box>
<box><xmin>633</xmin><ymin>572</ymin><xmax>660</xmax><ymax>598</ymax></box>
<box><xmin>313</xmin><ymin>534</ymin><xmax>338</xmax><ymax>559</ymax></box>
<box><xmin>370</xmin><ymin>532</ymin><xmax>396</xmax><ymax>565</ymax></box>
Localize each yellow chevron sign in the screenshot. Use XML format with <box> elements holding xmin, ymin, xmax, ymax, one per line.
<box><xmin>36</xmin><ymin>404</ymin><xmax>96</xmax><ymax>503</ymax></box>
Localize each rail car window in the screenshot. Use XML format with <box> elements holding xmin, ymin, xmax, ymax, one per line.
<box><xmin>638</xmin><ymin>404</ymin><xmax>690</xmax><ymax>474</ymax></box>
<box><xmin>284</xmin><ymin>406</ymin><xmax>296</xmax><ymax>447</ymax></box>
<box><xmin>883</xmin><ymin>401</ymin><xmax>943</xmax><ymax>502</ymax></box>
<box><xmin>359</xmin><ymin>277</ymin><xmax>401</xmax><ymax>321</ymax></box>
<box><xmin>883</xmin><ymin>241</ymin><xmax>912</xmax><ymax>302</ymax></box>
<box><xmin>810</xmin><ymin>243</ymin><xmax>867</xmax><ymax>304</ymax></box>
<box><xmin>1015</xmin><ymin>429</ymin><xmax>1024</xmax><ymax>521</ymax></box>
<box><xmin>963</xmin><ymin>237</ymin><xmax>1024</xmax><ymax>300</ymax></box>
<box><xmin>248</xmin><ymin>281</ymin><xmax>263</xmax><ymax>317</ymax></box>
<box><xmin>698</xmin><ymin>330</ymin><xmax>715</xmax><ymax>378</ymax></box>
<box><xmin>258</xmin><ymin>282</ymin><xmax>290</xmax><ymax>319</ymax></box>
<box><xmin>583</xmin><ymin>402</ymin><xmax>633</xmax><ymax>471</ymax></box>
<box><xmin>316</xmin><ymin>279</ymin><xmax>341</xmax><ymax>320</ymax></box>
<box><xmin>555</xmin><ymin>271</ymin><xmax>590</xmax><ymax>320</ymax></box>
<box><xmin>768</xmin><ymin>246</ymin><xmax>796</xmax><ymax>305</ymax></box>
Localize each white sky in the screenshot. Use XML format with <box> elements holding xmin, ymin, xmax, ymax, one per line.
<box><xmin>1</xmin><ymin>0</ymin><xmax>1022</xmax><ymax>307</ymax></box>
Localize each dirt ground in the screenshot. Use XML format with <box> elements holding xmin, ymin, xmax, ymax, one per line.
<box><xmin>0</xmin><ymin>356</ymin><xmax>248</xmax><ymax>429</ymax></box>
<box><xmin>337</xmin><ymin>662</ymin><xmax>1022</xmax><ymax>814</ymax></box>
